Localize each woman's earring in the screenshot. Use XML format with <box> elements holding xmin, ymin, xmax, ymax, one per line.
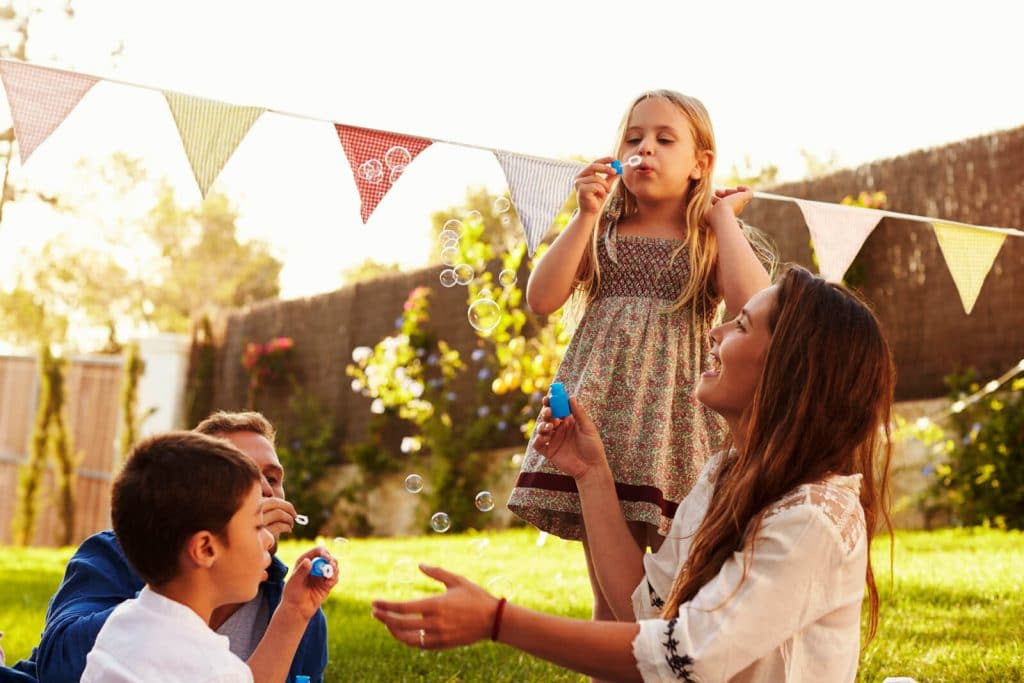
<box><xmin>605</xmin><ymin>195</ymin><xmax>623</xmax><ymax>222</ymax></box>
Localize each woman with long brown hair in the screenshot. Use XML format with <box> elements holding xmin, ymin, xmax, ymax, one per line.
<box><xmin>373</xmin><ymin>266</ymin><xmax>894</xmax><ymax>683</ymax></box>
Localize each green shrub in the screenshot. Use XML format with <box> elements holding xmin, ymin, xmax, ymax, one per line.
<box><xmin>276</xmin><ymin>388</ymin><xmax>340</xmax><ymax>539</ymax></box>
<box><xmin>929</xmin><ymin>367</ymin><xmax>1024</xmax><ymax>529</ymax></box>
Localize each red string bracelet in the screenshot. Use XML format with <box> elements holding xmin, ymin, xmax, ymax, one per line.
<box><xmin>490</xmin><ymin>597</ymin><xmax>508</xmax><ymax>641</ymax></box>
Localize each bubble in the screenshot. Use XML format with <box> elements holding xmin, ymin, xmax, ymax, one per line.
<box><xmin>625</xmin><ymin>154</ymin><xmax>643</xmax><ymax>167</ymax></box>
<box><xmin>404</xmin><ymin>473</ymin><xmax>424</xmax><ymax>494</ymax></box>
<box><xmin>388</xmin><ymin>164</ymin><xmax>406</xmax><ymax>184</ymax></box>
<box><xmin>500</xmin><ymin>215</ymin><xmax>511</xmax><ymax>226</ymax></box>
<box><xmin>452</xmin><ymin>263</ymin><xmax>474</xmax><ymax>285</ymax></box>
<box><xmin>438</xmin><ymin>229</ymin><xmax>460</xmax><ymax>243</ymax></box>
<box><xmin>390</xmin><ymin>557</ymin><xmax>417</xmax><ymax>585</ymax></box>
<box><xmin>468</xmin><ymin>298</ymin><xmax>501</xmax><ymax>333</ymax></box>
<box><xmin>493</xmin><ymin>196</ymin><xmax>511</xmax><ymax>213</ymax></box>
<box><xmin>430</xmin><ymin>511</ymin><xmax>451</xmax><ymax>533</ymax></box>
<box><xmin>439</xmin><ymin>268</ymin><xmax>458</xmax><ymax>287</ymax></box>
<box><xmin>475</xmin><ymin>491</ymin><xmax>495</xmax><ymax>512</ymax></box>
<box><xmin>384</xmin><ymin>146</ymin><xmax>412</xmax><ymax>169</ymax></box>
<box><xmin>358</xmin><ymin>159</ymin><xmax>384</xmax><ymax>182</ymax></box>
<box><xmin>498</xmin><ymin>269</ymin><xmax>517</xmax><ymax>287</ymax></box>
<box><xmin>331</xmin><ymin>536</ymin><xmax>349</xmax><ymax>563</ymax></box>
<box><xmin>486</xmin><ymin>575</ymin><xmax>515</xmax><ymax>600</ymax></box>
<box><xmin>440</xmin><ymin>247</ymin><xmax>460</xmax><ymax>267</ymax></box>
<box><xmin>443</xmin><ymin>219</ymin><xmax>464</xmax><ymax>234</ymax></box>
<box><xmin>465</xmin><ymin>209</ymin><xmax>483</xmax><ymax>223</ymax></box>
<box><xmin>477</xmin><ymin>288</ymin><xmax>493</xmax><ymax>300</ymax></box>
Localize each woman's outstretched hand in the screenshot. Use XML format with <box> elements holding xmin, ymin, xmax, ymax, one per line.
<box><xmin>372</xmin><ymin>565</ymin><xmax>500</xmax><ymax>650</ymax></box>
<box><xmin>532</xmin><ymin>396</ymin><xmax>608</xmax><ymax>481</ymax></box>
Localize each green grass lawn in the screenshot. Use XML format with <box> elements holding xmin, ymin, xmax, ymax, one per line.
<box><xmin>2</xmin><ymin>528</ymin><xmax>1022</xmax><ymax>682</ymax></box>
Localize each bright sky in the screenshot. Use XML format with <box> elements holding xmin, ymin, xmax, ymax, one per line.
<box><xmin>1</xmin><ymin>0</ymin><xmax>1021</xmax><ymax>300</ymax></box>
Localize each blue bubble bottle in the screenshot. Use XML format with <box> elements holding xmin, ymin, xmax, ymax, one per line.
<box><xmin>310</xmin><ymin>557</ymin><xmax>334</xmax><ymax>579</ymax></box>
<box><xmin>548</xmin><ymin>382</ymin><xmax>571</xmax><ymax>419</ymax></box>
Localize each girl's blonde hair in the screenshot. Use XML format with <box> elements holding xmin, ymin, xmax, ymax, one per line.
<box><xmin>572</xmin><ymin>90</ymin><xmax>720</xmax><ymax>323</ymax></box>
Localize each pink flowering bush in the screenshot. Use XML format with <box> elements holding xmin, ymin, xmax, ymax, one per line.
<box><xmin>242</xmin><ymin>336</ymin><xmax>295</xmax><ymax>408</ymax></box>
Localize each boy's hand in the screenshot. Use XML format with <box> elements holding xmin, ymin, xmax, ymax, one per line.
<box><xmin>711</xmin><ymin>186</ymin><xmax>753</xmax><ymax>217</ymax></box>
<box><xmin>282</xmin><ymin>546</ymin><xmax>338</xmax><ymax>620</ymax></box>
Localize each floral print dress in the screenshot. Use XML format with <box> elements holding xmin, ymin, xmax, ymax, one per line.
<box><xmin>507</xmin><ymin>222</ymin><xmax>727</xmax><ymax>540</ymax></box>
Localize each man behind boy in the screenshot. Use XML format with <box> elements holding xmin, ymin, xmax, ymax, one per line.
<box><xmin>9</xmin><ymin>411</ymin><xmax>329</xmax><ymax>683</ymax></box>
<box><xmin>81</xmin><ymin>431</ymin><xmax>337</xmax><ymax>682</ymax></box>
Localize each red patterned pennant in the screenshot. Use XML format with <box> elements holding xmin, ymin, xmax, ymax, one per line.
<box><xmin>335</xmin><ymin>124</ymin><xmax>434</xmax><ymax>223</ymax></box>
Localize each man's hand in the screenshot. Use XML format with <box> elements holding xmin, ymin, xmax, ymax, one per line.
<box><xmin>261</xmin><ymin>497</ymin><xmax>298</xmax><ymax>539</ymax></box>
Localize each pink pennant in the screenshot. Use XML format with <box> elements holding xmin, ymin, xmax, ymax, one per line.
<box><xmin>0</xmin><ymin>60</ymin><xmax>98</xmax><ymax>164</ymax></box>
<box><xmin>335</xmin><ymin>124</ymin><xmax>433</xmax><ymax>223</ymax></box>
<box><xmin>794</xmin><ymin>199</ymin><xmax>884</xmax><ymax>282</ymax></box>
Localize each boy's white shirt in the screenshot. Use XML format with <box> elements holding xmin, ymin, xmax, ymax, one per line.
<box><xmin>81</xmin><ymin>586</ymin><xmax>253</xmax><ymax>683</ymax></box>
<box><xmin>630</xmin><ymin>452</ymin><xmax>868</xmax><ymax>683</ymax></box>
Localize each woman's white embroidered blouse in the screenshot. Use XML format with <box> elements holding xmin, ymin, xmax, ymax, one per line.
<box><xmin>630</xmin><ymin>453</ymin><xmax>867</xmax><ymax>682</ymax></box>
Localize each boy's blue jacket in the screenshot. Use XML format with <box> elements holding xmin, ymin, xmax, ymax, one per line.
<box><xmin>9</xmin><ymin>530</ymin><xmax>328</xmax><ymax>683</ymax></box>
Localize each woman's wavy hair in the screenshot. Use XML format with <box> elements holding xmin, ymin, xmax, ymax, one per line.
<box><xmin>661</xmin><ymin>265</ymin><xmax>895</xmax><ymax>646</ymax></box>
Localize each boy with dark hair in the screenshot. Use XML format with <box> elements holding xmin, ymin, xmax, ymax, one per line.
<box><xmin>10</xmin><ymin>411</ymin><xmax>328</xmax><ymax>683</ymax></box>
<box><xmin>81</xmin><ymin>431</ymin><xmax>337</xmax><ymax>683</ymax></box>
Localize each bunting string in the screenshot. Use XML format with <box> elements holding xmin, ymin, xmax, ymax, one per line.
<box><xmin>754</xmin><ymin>191</ymin><xmax>1024</xmax><ymax>238</ymax></box>
<box><xmin>0</xmin><ymin>58</ymin><xmax>1021</xmax><ymax>314</ymax></box>
<box><xmin>914</xmin><ymin>358</ymin><xmax>1024</xmax><ymax>428</ymax></box>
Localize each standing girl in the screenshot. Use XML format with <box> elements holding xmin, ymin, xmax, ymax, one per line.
<box><xmin>507</xmin><ymin>90</ymin><xmax>772</xmax><ymax>627</ymax></box>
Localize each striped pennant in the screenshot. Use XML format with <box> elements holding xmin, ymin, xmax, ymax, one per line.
<box><xmin>0</xmin><ymin>59</ymin><xmax>98</xmax><ymax>164</ymax></box>
<box><xmin>932</xmin><ymin>221</ymin><xmax>1006</xmax><ymax>315</ymax></box>
<box><xmin>793</xmin><ymin>198</ymin><xmax>884</xmax><ymax>283</ymax></box>
<box><xmin>335</xmin><ymin>125</ymin><xmax>434</xmax><ymax>223</ymax></box>
<box><xmin>164</xmin><ymin>93</ymin><xmax>264</xmax><ymax>196</ymax></box>
<box><xmin>494</xmin><ymin>152</ymin><xmax>584</xmax><ymax>255</ymax></box>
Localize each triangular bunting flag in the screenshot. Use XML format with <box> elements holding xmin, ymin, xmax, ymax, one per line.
<box><xmin>794</xmin><ymin>199</ymin><xmax>884</xmax><ymax>283</ymax></box>
<box><xmin>494</xmin><ymin>152</ymin><xmax>584</xmax><ymax>255</ymax></box>
<box><xmin>164</xmin><ymin>93</ymin><xmax>264</xmax><ymax>197</ymax></box>
<box><xmin>932</xmin><ymin>221</ymin><xmax>1006</xmax><ymax>315</ymax></box>
<box><xmin>335</xmin><ymin>125</ymin><xmax>434</xmax><ymax>223</ymax></box>
<box><xmin>0</xmin><ymin>60</ymin><xmax>98</xmax><ymax>164</ymax></box>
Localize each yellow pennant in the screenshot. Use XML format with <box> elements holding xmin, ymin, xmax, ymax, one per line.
<box><xmin>164</xmin><ymin>93</ymin><xmax>264</xmax><ymax>196</ymax></box>
<box><xmin>932</xmin><ymin>222</ymin><xmax>1006</xmax><ymax>315</ymax></box>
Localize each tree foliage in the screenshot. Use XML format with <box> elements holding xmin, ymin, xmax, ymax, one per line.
<box><xmin>12</xmin><ymin>344</ymin><xmax>79</xmax><ymax>546</ymax></box>
<box><xmin>0</xmin><ymin>157</ymin><xmax>282</xmax><ymax>351</ymax></box>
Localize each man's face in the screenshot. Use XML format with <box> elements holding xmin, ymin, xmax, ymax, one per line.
<box><xmin>220</xmin><ymin>431</ymin><xmax>292</xmax><ymax>553</ymax></box>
